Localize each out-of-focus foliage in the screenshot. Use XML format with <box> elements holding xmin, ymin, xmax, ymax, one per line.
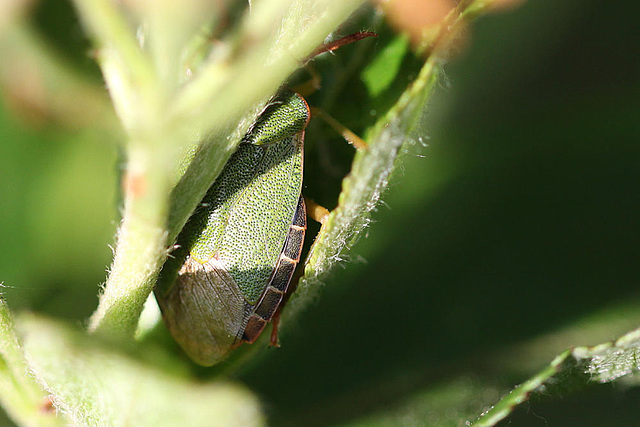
<box><xmin>0</xmin><ymin>0</ymin><xmax>639</xmax><ymax>425</ymax></box>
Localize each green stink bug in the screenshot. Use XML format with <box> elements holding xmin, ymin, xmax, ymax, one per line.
<box><xmin>155</xmin><ymin>91</ymin><xmax>310</xmax><ymax>366</ymax></box>
<box><xmin>155</xmin><ymin>32</ymin><xmax>376</xmax><ymax>366</ymax></box>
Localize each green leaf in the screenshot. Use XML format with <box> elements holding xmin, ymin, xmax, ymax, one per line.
<box><xmin>290</xmin><ymin>52</ymin><xmax>440</xmax><ymax>320</ymax></box>
<box><xmin>473</xmin><ymin>325</ymin><xmax>640</xmax><ymax>426</ymax></box>
<box><xmin>18</xmin><ymin>314</ymin><xmax>264</xmax><ymax>426</ymax></box>
<box><xmin>0</xmin><ymin>299</ymin><xmax>61</xmax><ymax>427</ymax></box>
<box><xmin>362</xmin><ymin>34</ymin><xmax>410</xmax><ymax>98</ymax></box>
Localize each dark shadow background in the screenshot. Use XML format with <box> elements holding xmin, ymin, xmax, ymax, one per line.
<box><xmin>0</xmin><ymin>0</ymin><xmax>638</xmax><ymax>425</ymax></box>
<box><xmin>240</xmin><ymin>1</ymin><xmax>640</xmax><ymax>425</ymax></box>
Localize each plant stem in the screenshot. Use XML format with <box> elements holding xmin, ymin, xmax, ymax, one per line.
<box><xmin>88</xmin><ymin>141</ymin><xmax>175</xmax><ymax>336</ymax></box>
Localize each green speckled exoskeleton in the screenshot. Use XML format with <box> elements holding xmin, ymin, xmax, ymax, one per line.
<box><xmin>155</xmin><ymin>91</ymin><xmax>310</xmax><ymax>366</ymax></box>
<box><xmin>155</xmin><ymin>33</ymin><xmax>375</xmax><ymax>366</ymax></box>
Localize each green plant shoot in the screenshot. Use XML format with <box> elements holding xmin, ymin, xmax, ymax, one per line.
<box><xmin>154</xmin><ymin>91</ymin><xmax>310</xmax><ymax>366</ymax></box>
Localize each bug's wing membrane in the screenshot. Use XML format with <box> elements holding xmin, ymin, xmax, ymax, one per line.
<box><xmin>159</xmin><ymin>256</ymin><xmax>245</xmax><ymax>366</ymax></box>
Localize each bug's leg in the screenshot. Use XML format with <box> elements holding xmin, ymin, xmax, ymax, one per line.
<box><xmin>304</xmin><ymin>196</ymin><xmax>330</xmax><ymax>224</ymax></box>
<box><xmin>310</xmin><ymin>107</ymin><xmax>368</xmax><ymax>151</ymax></box>
<box><xmin>269</xmin><ymin>266</ymin><xmax>305</xmax><ymax>347</ymax></box>
<box><xmin>269</xmin><ymin>312</ymin><xmax>282</xmax><ymax>347</ymax></box>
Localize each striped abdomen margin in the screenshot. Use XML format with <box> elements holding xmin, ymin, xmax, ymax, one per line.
<box><xmin>242</xmin><ymin>195</ymin><xmax>307</xmax><ymax>342</ymax></box>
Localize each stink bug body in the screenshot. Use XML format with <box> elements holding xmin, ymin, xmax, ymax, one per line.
<box><xmin>155</xmin><ymin>32</ymin><xmax>376</xmax><ymax>366</ymax></box>
<box><xmin>155</xmin><ymin>91</ymin><xmax>310</xmax><ymax>366</ymax></box>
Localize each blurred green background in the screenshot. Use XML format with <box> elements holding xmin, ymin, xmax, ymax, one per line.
<box><xmin>1</xmin><ymin>0</ymin><xmax>639</xmax><ymax>425</ymax></box>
